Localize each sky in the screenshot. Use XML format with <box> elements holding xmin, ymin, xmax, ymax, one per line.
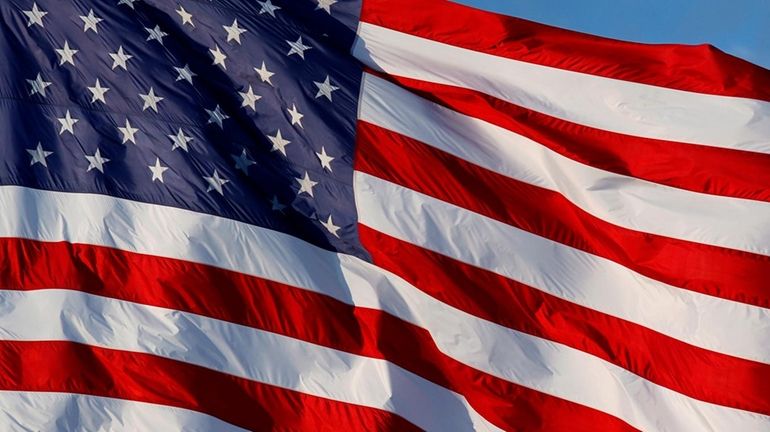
<box><xmin>459</xmin><ymin>0</ymin><xmax>770</xmax><ymax>70</ymax></box>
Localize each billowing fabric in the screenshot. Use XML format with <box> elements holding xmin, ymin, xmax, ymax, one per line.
<box><xmin>0</xmin><ymin>0</ymin><xmax>769</xmax><ymax>430</ymax></box>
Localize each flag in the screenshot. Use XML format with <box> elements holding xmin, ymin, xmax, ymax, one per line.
<box><xmin>1</xmin><ymin>0</ymin><xmax>769</xmax><ymax>430</ymax></box>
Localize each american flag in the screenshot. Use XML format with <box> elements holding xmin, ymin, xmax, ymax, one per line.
<box><xmin>0</xmin><ymin>0</ymin><xmax>769</xmax><ymax>430</ymax></box>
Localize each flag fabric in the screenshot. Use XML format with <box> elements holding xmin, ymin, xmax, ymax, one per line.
<box><xmin>0</xmin><ymin>0</ymin><xmax>769</xmax><ymax>430</ymax></box>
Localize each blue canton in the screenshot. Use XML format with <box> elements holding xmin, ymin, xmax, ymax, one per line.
<box><xmin>0</xmin><ymin>0</ymin><xmax>368</xmax><ymax>259</ymax></box>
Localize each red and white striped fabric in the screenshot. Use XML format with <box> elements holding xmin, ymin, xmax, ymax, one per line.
<box><xmin>350</xmin><ymin>0</ymin><xmax>770</xmax><ymax>430</ymax></box>
<box><xmin>2</xmin><ymin>0</ymin><xmax>769</xmax><ymax>431</ymax></box>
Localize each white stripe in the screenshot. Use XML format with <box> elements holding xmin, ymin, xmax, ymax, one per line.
<box><xmin>0</xmin><ymin>289</ymin><xmax>497</xmax><ymax>432</ymax></box>
<box><xmin>353</xmin><ymin>22</ymin><xmax>770</xmax><ymax>154</ymax></box>
<box><xmin>358</xmin><ymin>72</ymin><xmax>770</xmax><ymax>257</ymax></box>
<box><xmin>0</xmin><ymin>186</ymin><xmax>767</xmax><ymax>430</ymax></box>
<box><xmin>0</xmin><ymin>391</ymin><xmax>246</xmax><ymax>432</ymax></box>
<box><xmin>354</xmin><ymin>172</ymin><xmax>770</xmax><ymax>365</ymax></box>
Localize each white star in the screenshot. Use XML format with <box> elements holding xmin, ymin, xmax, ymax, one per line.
<box><xmin>204</xmin><ymin>169</ymin><xmax>229</xmax><ymax>195</ymax></box>
<box><xmin>210</xmin><ymin>45</ymin><xmax>227</xmax><ymax>69</ymax></box>
<box><xmin>109</xmin><ymin>46</ymin><xmax>133</xmax><ymax>70</ymax></box>
<box><xmin>314</xmin><ymin>75</ymin><xmax>339</xmax><ymax>101</ymax></box>
<box><xmin>239</xmin><ymin>85</ymin><xmax>261</xmax><ymax>111</ymax></box>
<box><xmin>22</xmin><ymin>3</ymin><xmax>47</xmax><ymax>27</ymax></box>
<box><xmin>55</xmin><ymin>41</ymin><xmax>78</xmax><ymax>66</ymax></box>
<box><xmin>176</xmin><ymin>5</ymin><xmax>194</xmax><ymax>26</ymax></box>
<box><xmin>270</xmin><ymin>195</ymin><xmax>286</xmax><ymax>212</ymax></box>
<box><xmin>85</xmin><ymin>149</ymin><xmax>110</xmax><ymax>173</ymax></box>
<box><xmin>26</xmin><ymin>73</ymin><xmax>51</xmax><ymax>97</ymax></box>
<box><xmin>295</xmin><ymin>171</ymin><xmax>318</xmax><ymax>197</ymax></box>
<box><xmin>118</xmin><ymin>0</ymin><xmax>140</xmax><ymax>9</ymax></box>
<box><xmin>287</xmin><ymin>104</ymin><xmax>304</xmax><ymax>128</ymax></box>
<box><xmin>206</xmin><ymin>105</ymin><xmax>229</xmax><ymax>128</ymax></box>
<box><xmin>148</xmin><ymin>157</ymin><xmax>169</xmax><ymax>183</ymax></box>
<box><xmin>145</xmin><ymin>25</ymin><xmax>168</xmax><ymax>44</ymax></box>
<box><xmin>80</xmin><ymin>9</ymin><xmax>103</xmax><ymax>33</ymax></box>
<box><xmin>139</xmin><ymin>87</ymin><xmax>164</xmax><ymax>112</ymax></box>
<box><xmin>232</xmin><ymin>149</ymin><xmax>256</xmax><ymax>174</ymax></box>
<box><xmin>258</xmin><ymin>0</ymin><xmax>280</xmax><ymax>17</ymax></box>
<box><xmin>223</xmin><ymin>18</ymin><xmax>247</xmax><ymax>44</ymax></box>
<box><xmin>168</xmin><ymin>128</ymin><xmax>193</xmax><ymax>152</ymax></box>
<box><xmin>316</xmin><ymin>0</ymin><xmax>337</xmax><ymax>14</ymax></box>
<box><xmin>118</xmin><ymin>118</ymin><xmax>139</xmax><ymax>144</ymax></box>
<box><xmin>174</xmin><ymin>64</ymin><xmax>196</xmax><ymax>84</ymax></box>
<box><xmin>320</xmin><ymin>215</ymin><xmax>341</xmax><ymax>237</ymax></box>
<box><xmin>254</xmin><ymin>61</ymin><xmax>275</xmax><ymax>85</ymax></box>
<box><xmin>268</xmin><ymin>130</ymin><xmax>290</xmax><ymax>156</ymax></box>
<box><xmin>27</xmin><ymin>143</ymin><xmax>53</xmax><ymax>167</ymax></box>
<box><xmin>57</xmin><ymin>110</ymin><xmax>78</xmax><ymax>135</ymax></box>
<box><xmin>87</xmin><ymin>78</ymin><xmax>109</xmax><ymax>103</ymax></box>
<box><xmin>315</xmin><ymin>146</ymin><xmax>335</xmax><ymax>171</ymax></box>
<box><xmin>286</xmin><ymin>37</ymin><xmax>311</xmax><ymax>59</ymax></box>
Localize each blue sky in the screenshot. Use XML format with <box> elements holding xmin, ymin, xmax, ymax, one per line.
<box><xmin>459</xmin><ymin>0</ymin><xmax>770</xmax><ymax>70</ymax></box>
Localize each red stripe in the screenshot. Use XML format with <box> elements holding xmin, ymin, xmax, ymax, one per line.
<box><xmin>359</xmin><ymin>225</ymin><xmax>770</xmax><ymax>417</ymax></box>
<box><xmin>360</xmin><ymin>0</ymin><xmax>770</xmax><ymax>102</ymax></box>
<box><xmin>0</xmin><ymin>340</ymin><xmax>415</xmax><ymax>431</ymax></box>
<box><xmin>368</xmin><ymin>70</ymin><xmax>770</xmax><ymax>203</ymax></box>
<box><xmin>0</xmin><ymin>237</ymin><xmax>637</xmax><ymax>432</ymax></box>
<box><xmin>355</xmin><ymin>121</ymin><xmax>770</xmax><ymax>309</ymax></box>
